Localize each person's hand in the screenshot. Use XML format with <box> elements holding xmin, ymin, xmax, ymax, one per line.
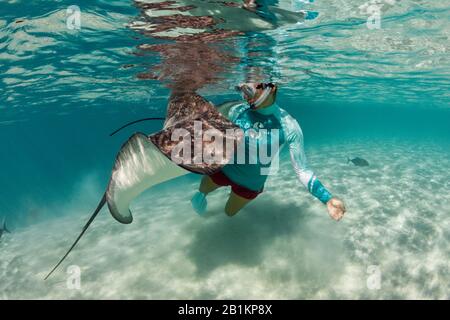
<box><xmin>326</xmin><ymin>197</ymin><xmax>346</xmax><ymax>221</ymax></box>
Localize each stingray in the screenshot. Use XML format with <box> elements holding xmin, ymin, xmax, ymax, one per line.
<box><xmin>347</xmin><ymin>157</ymin><xmax>370</xmax><ymax>167</ymax></box>
<box><xmin>45</xmin><ymin>93</ymin><xmax>242</xmax><ymax>280</ymax></box>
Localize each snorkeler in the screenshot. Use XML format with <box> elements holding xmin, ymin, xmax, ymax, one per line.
<box><xmin>191</xmin><ymin>82</ymin><xmax>346</xmax><ymax>220</ymax></box>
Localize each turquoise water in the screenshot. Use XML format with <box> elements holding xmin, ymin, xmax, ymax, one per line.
<box><xmin>0</xmin><ymin>0</ymin><xmax>449</xmax><ymax>299</ymax></box>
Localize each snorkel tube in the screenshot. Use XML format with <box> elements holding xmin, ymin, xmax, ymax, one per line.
<box><xmin>236</xmin><ymin>83</ymin><xmax>275</xmax><ymax>110</ymax></box>
<box><xmin>251</xmin><ymin>85</ymin><xmax>272</xmax><ymax>109</ymax></box>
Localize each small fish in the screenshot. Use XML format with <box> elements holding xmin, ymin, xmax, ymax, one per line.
<box><xmin>0</xmin><ymin>220</ymin><xmax>11</xmax><ymax>240</ymax></box>
<box><xmin>347</xmin><ymin>157</ymin><xmax>369</xmax><ymax>167</ymax></box>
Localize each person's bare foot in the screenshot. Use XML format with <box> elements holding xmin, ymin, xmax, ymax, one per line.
<box><xmin>326</xmin><ymin>197</ymin><xmax>346</xmax><ymax>221</ymax></box>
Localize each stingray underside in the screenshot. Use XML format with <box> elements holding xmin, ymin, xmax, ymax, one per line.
<box><xmin>106</xmin><ymin>133</ymin><xmax>190</xmax><ymax>224</ymax></box>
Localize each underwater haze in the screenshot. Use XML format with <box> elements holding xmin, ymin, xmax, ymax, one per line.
<box><xmin>0</xmin><ymin>0</ymin><xmax>449</xmax><ymax>299</ymax></box>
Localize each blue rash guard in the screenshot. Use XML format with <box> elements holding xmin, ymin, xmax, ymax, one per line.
<box><xmin>219</xmin><ymin>102</ymin><xmax>332</xmax><ymax>204</ymax></box>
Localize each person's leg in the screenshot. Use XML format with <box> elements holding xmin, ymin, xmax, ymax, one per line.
<box><xmin>224</xmin><ymin>191</ymin><xmax>254</xmax><ymax>217</ymax></box>
<box><xmin>199</xmin><ymin>175</ymin><xmax>221</xmax><ymax>194</ymax></box>
<box><xmin>192</xmin><ymin>175</ymin><xmax>222</xmax><ymax>215</ymax></box>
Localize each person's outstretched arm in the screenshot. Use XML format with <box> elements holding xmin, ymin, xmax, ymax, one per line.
<box><xmin>281</xmin><ymin>113</ymin><xmax>346</xmax><ymax>221</ymax></box>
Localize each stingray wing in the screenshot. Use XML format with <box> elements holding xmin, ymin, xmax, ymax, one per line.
<box><xmin>106</xmin><ymin>132</ymin><xmax>189</xmax><ymax>224</ymax></box>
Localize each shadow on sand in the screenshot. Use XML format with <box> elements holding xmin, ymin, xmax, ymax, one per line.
<box><xmin>187</xmin><ymin>197</ymin><xmax>314</xmax><ymax>276</ymax></box>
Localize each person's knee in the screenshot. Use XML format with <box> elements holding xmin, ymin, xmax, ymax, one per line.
<box><xmin>225</xmin><ymin>207</ymin><xmax>239</xmax><ymax>218</ymax></box>
<box><xmin>224</xmin><ymin>192</ymin><xmax>253</xmax><ymax>216</ymax></box>
<box><xmin>224</xmin><ymin>205</ymin><xmax>239</xmax><ymax>217</ymax></box>
<box><xmin>199</xmin><ymin>176</ymin><xmax>217</xmax><ymax>194</ymax></box>
<box><xmin>199</xmin><ymin>181</ymin><xmax>209</xmax><ymax>194</ymax></box>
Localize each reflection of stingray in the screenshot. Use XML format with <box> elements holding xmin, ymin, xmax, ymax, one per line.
<box><xmin>130</xmin><ymin>0</ymin><xmax>309</xmax><ymax>39</ymax></box>
<box><xmin>131</xmin><ymin>1</ymin><xmax>310</xmax><ymax>89</ymax></box>
<box><xmin>45</xmin><ymin>93</ymin><xmax>242</xmax><ymax>280</ymax></box>
<box><xmin>136</xmin><ymin>41</ymin><xmax>240</xmax><ymax>95</ymax></box>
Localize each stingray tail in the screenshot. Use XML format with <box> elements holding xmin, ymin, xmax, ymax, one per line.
<box><xmin>44</xmin><ymin>194</ymin><xmax>106</xmax><ymax>280</ymax></box>
<box><xmin>109</xmin><ymin>117</ymin><xmax>165</xmax><ymax>137</ymax></box>
<box><xmin>347</xmin><ymin>157</ymin><xmax>351</xmax><ymax>164</ymax></box>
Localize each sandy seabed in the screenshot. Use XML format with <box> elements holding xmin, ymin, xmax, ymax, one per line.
<box><xmin>1</xmin><ymin>139</ymin><xmax>449</xmax><ymax>299</ymax></box>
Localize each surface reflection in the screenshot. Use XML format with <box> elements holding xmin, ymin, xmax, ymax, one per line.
<box><xmin>129</xmin><ymin>0</ymin><xmax>294</xmax><ymax>93</ymax></box>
